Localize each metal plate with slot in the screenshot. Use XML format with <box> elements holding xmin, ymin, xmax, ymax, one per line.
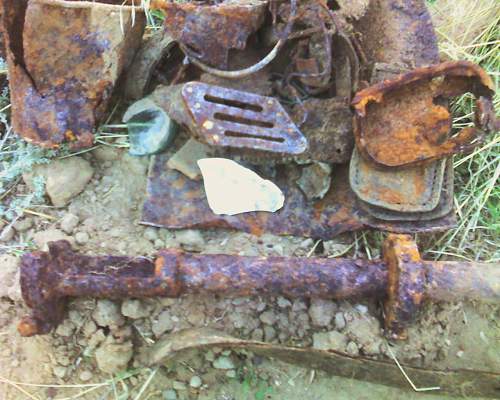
<box><xmin>182</xmin><ymin>82</ymin><xmax>308</xmax><ymax>155</ymax></box>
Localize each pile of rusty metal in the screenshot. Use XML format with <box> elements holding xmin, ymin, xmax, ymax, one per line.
<box><xmin>1</xmin><ymin>0</ymin><xmax>499</xmax><ymax>393</ymax></box>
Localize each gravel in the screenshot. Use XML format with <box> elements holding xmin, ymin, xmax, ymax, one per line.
<box><xmin>92</xmin><ymin>300</ymin><xmax>124</xmax><ymax>328</ymax></box>
<box><xmin>309</xmin><ymin>299</ymin><xmax>337</xmax><ymax>327</ymax></box>
<box><xmin>213</xmin><ymin>356</ymin><xmax>235</xmax><ymax>370</ymax></box>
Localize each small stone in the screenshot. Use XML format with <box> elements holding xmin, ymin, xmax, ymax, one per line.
<box><xmin>83</xmin><ymin>320</ymin><xmax>98</xmax><ymax>337</ymax></box>
<box><xmin>355</xmin><ymin>304</ymin><xmax>368</xmax><ymax>314</ymax></box>
<box><xmin>79</xmin><ymin>370</ymin><xmax>93</xmax><ymax>382</ymax></box>
<box><xmin>456</xmin><ymin>350</ymin><xmax>464</xmax><ymax>358</ymax></box>
<box><xmin>68</xmin><ymin>310</ymin><xmax>85</xmax><ymax>327</ymax></box>
<box><xmin>75</xmin><ymin>231</ymin><xmax>90</xmax><ymax>245</ymax></box>
<box><xmin>205</xmin><ymin>351</ymin><xmax>215</xmax><ymax>362</ymax></box>
<box><xmin>251</xmin><ymin>328</ymin><xmax>264</xmax><ymax>341</ymax></box>
<box><xmin>172</xmin><ymin>381</ymin><xmax>187</xmax><ymax>391</ymax></box>
<box><xmin>121</xmin><ymin>299</ymin><xmax>149</xmax><ymax>319</ymax></box>
<box><xmin>92</xmin><ymin>300</ymin><xmax>124</xmax><ymax>328</ymax></box>
<box><xmin>176</xmin><ymin>230</ymin><xmax>205</xmax><ymax>252</ymax></box>
<box><xmin>213</xmin><ymin>356</ymin><xmax>235</xmax><ymax>370</ymax></box>
<box><xmin>152</xmin><ymin>311</ymin><xmax>174</xmax><ymax>337</ymax></box>
<box><xmin>198</xmin><ymin>158</ymin><xmax>284</xmax><ymax>215</ymax></box>
<box><xmin>143</xmin><ymin>227</ymin><xmax>159</xmax><ymax>242</ymax></box>
<box><xmin>13</xmin><ymin>218</ymin><xmax>33</xmax><ymax>232</ymax></box>
<box><xmin>0</xmin><ymin>254</ymin><xmax>21</xmax><ymax>301</ymax></box>
<box><xmin>230</xmin><ymin>312</ymin><xmax>246</xmax><ymax>329</ymax></box>
<box><xmin>292</xmin><ymin>300</ymin><xmax>307</xmax><ymax>313</ymax></box>
<box><xmin>263</xmin><ymin>326</ymin><xmax>276</xmax><ymax>341</ymax></box>
<box><xmin>346</xmin><ymin>341</ymin><xmax>359</xmax><ymax>356</ymax></box>
<box><xmin>312</xmin><ymin>331</ymin><xmax>348</xmax><ymax>351</ymax></box>
<box><xmin>189</xmin><ymin>376</ymin><xmax>202</xmax><ymax>388</ymax></box>
<box><xmin>296</xmin><ymin>162</ymin><xmax>332</xmax><ymax>201</ymax></box>
<box><xmin>309</xmin><ymin>299</ymin><xmax>336</xmax><ymax>327</ymax></box>
<box><xmin>226</xmin><ymin>370</ymin><xmax>237</xmax><ymax>378</ymax></box>
<box><xmin>93</xmin><ymin>146</ymin><xmax>120</xmax><ymax>162</ymax></box>
<box><xmin>0</xmin><ymin>225</ymin><xmax>15</xmax><ymax>242</ymax></box>
<box><xmin>24</xmin><ymin>157</ymin><xmax>94</xmax><ymax>207</ymax></box>
<box><xmin>60</xmin><ymin>213</ymin><xmax>79</xmax><ymax>234</ymax></box>
<box><xmin>55</xmin><ymin>320</ymin><xmax>75</xmax><ymax>337</ymax></box>
<box><xmin>33</xmin><ymin>229</ymin><xmax>74</xmax><ymax>251</ymax></box>
<box><xmin>53</xmin><ymin>366</ymin><xmax>67</xmax><ymax>379</ymax></box>
<box><xmin>167</xmin><ymin>138</ymin><xmax>212</xmax><ymax>180</ymax></box>
<box><xmin>163</xmin><ymin>389</ymin><xmax>177</xmax><ymax>400</ymax></box>
<box><xmin>334</xmin><ymin>312</ymin><xmax>346</xmax><ymax>330</ymax></box>
<box><xmin>259</xmin><ymin>311</ymin><xmax>277</xmax><ymax>325</ymax></box>
<box><xmin>124</xmin><ymin>99</ymin><xmax>178</xmax><ymax>156</ymax></box>
<box><xmin>95</xmin><ymin>341</ymin><xmax>133</xmax><ymax>374</ymax></box>
<box><xmin>277</xmin><ymin>297</ymin><xmax>292</xmax><ymax>308</ymax></box>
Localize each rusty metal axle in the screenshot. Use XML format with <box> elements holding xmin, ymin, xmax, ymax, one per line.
<box><xmin>18</xmin><ymin>235</ymin><xmax>499</xmax><ymax>338</ymax></box>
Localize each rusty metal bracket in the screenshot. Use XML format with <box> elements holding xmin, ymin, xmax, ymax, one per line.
<box><xmin>18</xmin><ymin>235</ymin><xmax>499</xmax><ymax>338</ymax></box>
<box><xmin>352</xmin><ymin>61</ymin><xmax>498</xmax><ymax>168</ymax></box>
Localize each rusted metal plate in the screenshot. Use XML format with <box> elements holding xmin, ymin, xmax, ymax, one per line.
<box><xmin>0</xmin><ymin>0</ymin><xmax>145</xmax><ymax>148</ymax></box>
<box><xmin>182</xmin><ymin>82</ymin><xmax>308</xmax><ymax>155</ymax></box>
<box><xmin>151</xmin><ymin>0</ymin><xmax>267</xmax><ymax>69</ymax></box>
<box><xmin>352</xmin><ymin>61</ymin><xmax>497</xmax><ymax>167</ymax></box>
<box><xmin>350</xmin><ymin>149</ymin><xmax>446</xmax><ymax>212</ymax></box>
<box><xmin>141</xmin><ymin>152</ymin><xmax>456</xmax><ymax>238</ymax></box>
<box><xmin>360</xmin><ymin>158</ymin><xmax>454</xmax><ymax>221</ymax></box>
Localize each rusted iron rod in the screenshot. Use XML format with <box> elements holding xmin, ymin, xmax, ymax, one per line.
<box><xmin>18</xmin><ymin>235</ymin><xmax>499</xmax><ymax>339</ymax></box>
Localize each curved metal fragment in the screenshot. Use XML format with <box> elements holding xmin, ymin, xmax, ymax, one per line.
<box><xmin>0</xmin><ymin>0</ymin><xmax>145</xmax><ymax>148</ymax></box>
<box><xmin>352</xmin><ymin>61</ymin><xmax>497</xmax><ymax>167</ymax></box>
<box><xmin>151</xmin><ymin>0</ymin><xmax>267</xmax><ymax>69</ymax></box>
<box><xmin>141</xmin><ymin>328</ymin><xmax>500</xmax><ymax>399</ymax></box>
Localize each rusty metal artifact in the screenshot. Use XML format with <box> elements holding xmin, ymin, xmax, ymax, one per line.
<box><xmin>142</xmin><ymin>155</ymin><xmax>456</xmax><ymax>237</ymax></box>
<box><xmin>0</xmin><ymin>0</ymin><xmax>145</xmax><ymax>148</ymax></box>
<box><xmin>151</xmin><ymin>0</ymin><xmax>267</xmax><ymax>69</ymax></box>
<box><xmin>181</xmin><ymin>82</ymin><xmax>308</xmax><ymax>155</ymax></box>
<box><xmin>18</xmin><ymin>235</ymin><xmax>499</xmax><ymax>338</ymax></box>
<box><xmin>352</xmin><ymin>61</ymin><xmax>497</xmax><ymax>168</ymax></box>
<box><xmin>142</xmin><ymin>328</ymin><xmax>500</xmax><ymax>398</ymax></box>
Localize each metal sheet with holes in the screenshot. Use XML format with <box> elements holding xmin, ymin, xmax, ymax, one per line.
<box><xmin>182</xmin><ymin>82</ymin><xmax>308</xmax><ymax>155</ymax></box>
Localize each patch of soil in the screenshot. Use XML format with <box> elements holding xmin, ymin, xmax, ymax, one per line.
<box><xmin>0</xmin><ymin>148</ymin><xmax>498</xmax><ymax>399</ymax></box>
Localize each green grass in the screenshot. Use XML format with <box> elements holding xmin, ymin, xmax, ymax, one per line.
<box><xmin>422</xmin><ymin>2</ymin><xmax>500</xmax><ymax>262</ymax></box>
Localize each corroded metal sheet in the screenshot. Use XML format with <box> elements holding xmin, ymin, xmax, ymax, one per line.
<box><xmin>151</xmin><ymin>0</ymin><xmax>267</xmax><ymax>68</ymax></box>
<box><xmin>0</xmin><ymin>0</ymin><xmax>145</xmax><ymax>148</ymax></box>
<box><xmin>141</xmin><ymin>152</ymin><xmax>456</xmax><ymax>238</ymax></box>
<box><xmin>352</xmin><ymin>61</ymin><xmax>497</xmax><ymax>167</ymax></box>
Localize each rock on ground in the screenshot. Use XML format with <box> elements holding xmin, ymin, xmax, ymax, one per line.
<box><xmin>309</xmin><ymin>299</ymin><xmax>336</xmax><ymax>327</ymax></box>
<box><xmin>95</xmin><ymin>341</ymin><xmax>133</xmax><ymax>374</ymax></box>
<box><xmin>0</xmin><ymin>254</ymin><xmax>21</xmax><ymax>301</ymax></box>
<box><xmin>24</xmin><ymin>156</ymin><xmax>94</xmax><ymax>207</ymax></box>
<box><xmin>33</xmin><ymin>229</ymin><xmax>74</xmax><ymax>251</ymax></box>
<box><xmin>92</xmin><ymin>300</ymin><xmax>125</xmax><ymax>328</ymax></box>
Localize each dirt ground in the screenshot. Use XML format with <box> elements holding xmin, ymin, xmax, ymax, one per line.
<box><xmin>1</xmin><ymin>144</ymin><xmax>499</xmax><ymax>400</ymax></box>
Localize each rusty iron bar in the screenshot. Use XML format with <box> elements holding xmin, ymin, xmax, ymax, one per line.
<box><xmin>18</xmin><ymin>235</ymin><xmax>499</xmax><ymax>338</ymax></box>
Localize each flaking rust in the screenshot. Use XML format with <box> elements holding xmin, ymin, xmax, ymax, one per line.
<box><xmin>18</xmin><ymin>236</ymin><xmax>500</xmax><ymax>339</ymax></box>
<box><xmin>151</xmin><ymin>0</ymin><xmax>267</xmax><ymax>69</ymax></box>
<box><xmin>0</xmin><ymin>0</ymin><xmax>145</xmax><ymax>148</ymax></box>
<box><xmin>352</xmin><ymin>61</ymin><xmax>498</xmax><ymax>168</ymax></box>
